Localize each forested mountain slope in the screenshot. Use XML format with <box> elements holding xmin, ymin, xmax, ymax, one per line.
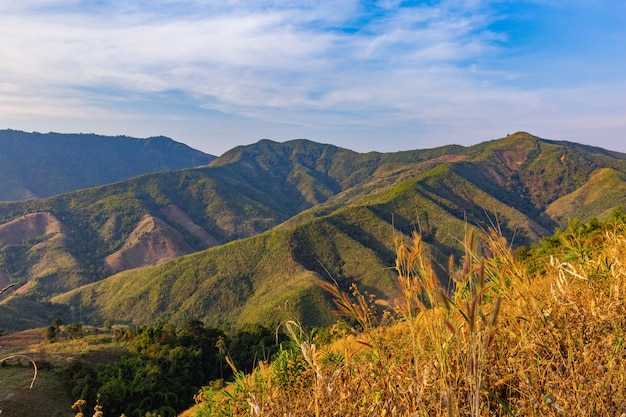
<box><xmin>0</xmin><ymin>129</ymin><xmax>215</xmax><ymax>201</ymax></box>
<box><xmin>3</xmin><ymin>132</ymin><xmax>626</xmax><ymax>331</ymax></box>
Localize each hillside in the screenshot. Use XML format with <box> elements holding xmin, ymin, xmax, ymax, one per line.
<box><xmin>0</xmin><ymin>129</ymin><xmax>215</xmax><ymax>201</ymax></box>
<box><xmin>0</xmin><ymin>137</ymin><xmax>476</xmax><ymax>305</ymax></box>
<box><xmin>187</xmin><ymin>213</ymin><xmax>626</xmax><ymax>416</ymax></box>
<box><xmin>3</xmin><ymin>132</ymin><xmax>626</xmax><ymax>332</ymax></box>
<box><xmin>52</xmin><ymin>211</ymin><xmax>401</xmax><ymax>330</ymax></box>
<box><xmin>6</xmin><ymin>210</ymin><xmax>625</xmax><ymax>417</ymax></box>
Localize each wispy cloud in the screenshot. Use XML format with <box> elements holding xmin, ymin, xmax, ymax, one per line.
<box><xmin>0</xmin><ymin>0</ymin><xmax>624</xmax><ymax>154</ymax></box>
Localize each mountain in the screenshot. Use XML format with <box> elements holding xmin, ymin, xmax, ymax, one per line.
<box><xmin>3</xmin><ymin>132</ymin><xmax>626</xmax><ymax>332</ymax></box>
<box><xmin>0</xmin><ymin>129</ymin><xmax>215</xmax><ymax>201</ymax></box>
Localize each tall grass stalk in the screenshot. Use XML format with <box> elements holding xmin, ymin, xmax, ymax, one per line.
<box><xmin>281</xmin><ymin>320</ymin><xmax>322</xmax><ymax>417</ymax></box>
<box><xmin>391</xmin><ymin>231</ymin><xmax>454</xmax><ymax>413</ymax></box>
<box><xmin>450</xmin><ymin>227</ymin><xmax>507</xmax><ymax>416</ymax></box>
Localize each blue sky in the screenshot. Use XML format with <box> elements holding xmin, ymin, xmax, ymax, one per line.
<box><xmin>1</xmin><ymin>0</ymin><xmax>625</xmax><ymax>155</ymax></box>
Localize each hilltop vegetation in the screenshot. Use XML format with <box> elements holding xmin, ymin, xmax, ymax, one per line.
<box><xmin>3</xmin><ymin>132</ymin><xmax>626</xmax><ymax>334</ymax></box>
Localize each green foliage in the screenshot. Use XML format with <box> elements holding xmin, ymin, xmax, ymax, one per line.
<box><xmin>56</xmin><ymin>321</ymin><xmax>281</xmax><ymax>417</ymax></box>
<box><xmin>61</xmin><ymin>359</ymin><xmax>100</xmax><ymax>408</ymax></box>
<box><xmin>227</xmin><ymin>324</ymin><xmax>277</xmax><ymax>373</ymax></box>
<box><xmin>0</xmin><ymin>297</ymin><xmax>71</xmax><ymax>332</ymax></box>
<box><xmin>523</xmin><ymin>207</ymin><xmax>626</xmax><ymax>274</ymax></box>
<box><xmin>44</xmin><ymin>324</ymin><xmax>57</xmax><ymax>342</ymax></box>
<box><xmin>0</xmin><ymin>244</ymin><xmax>29</xmax><ymax>279</ymax></box>
<box><xmin>64</xmin><ymin>323</ymin><xmax>84</xmax><ymax>339</ymax></box>
<box><xmin>269</xmin><ymin>346</ymin><xmax>308</xmax><ymax>388</ymax></box>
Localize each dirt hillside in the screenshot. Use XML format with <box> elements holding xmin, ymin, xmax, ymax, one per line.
<box><xmin>0</xmin><ymin>212</ymin><xmax>69</xmax><ymax>247</ymax></box>
<box><xmin>103</xmin><ymin>214</ymin><xmax>196</xmax><ymax>272</ymax></box>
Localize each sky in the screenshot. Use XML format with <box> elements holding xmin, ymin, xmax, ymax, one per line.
<box><xmin>1</xmin><ymin>0</ymin><xmax>625</xmax><ymax>156</ymax></box>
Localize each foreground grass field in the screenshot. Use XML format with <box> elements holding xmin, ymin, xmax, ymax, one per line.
<box><xmin>191</xmin><ymin>215</ymin><xmax>626</xmax><ymax>416</ymax></box>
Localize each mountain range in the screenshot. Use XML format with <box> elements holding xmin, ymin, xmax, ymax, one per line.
<box><xmin>2</xmin><ymin>131</ymin><xmax>626</xmax><ymax>332</ymax></box>
<box><xmin>0</xmin><ymin>129</ymin><xmax>215</xmax><ymax>201</ymax></box>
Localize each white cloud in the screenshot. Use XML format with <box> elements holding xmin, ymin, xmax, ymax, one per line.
<box><xmin>0</xmin><ymin>0</ymin><xmax>624</xmax><ymax>154</ymax></box>
<box><xmin>0</xmin><ymin>1</ymin><xmax>495</xmax><ymax>88</ymax></box>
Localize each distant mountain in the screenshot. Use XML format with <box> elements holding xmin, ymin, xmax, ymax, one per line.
<box><xmin>3</xmin><ymin>132</ymin><xmax>626</xmax><ymax>332</ymax></box>
<box><xmin>0</xmin><ymin>129</ymin><xmax>215</xmax><ymax>201</ymax></box>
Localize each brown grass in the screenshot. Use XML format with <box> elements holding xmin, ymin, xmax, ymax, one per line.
<box><xmin>191</xmin><ymin>218</ymin><xmax>626</xmax><ymax>417</ymax></box>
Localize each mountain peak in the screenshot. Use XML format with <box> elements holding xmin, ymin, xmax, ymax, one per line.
<box><xmin>506</xmin><ymin>131</ymin><xmax>538</xmax><ymax>139</ymax></box>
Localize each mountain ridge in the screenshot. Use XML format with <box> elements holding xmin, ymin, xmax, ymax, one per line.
<box><xmin>3</xmin><ymin>131</ymin><xmax>626</xmax><ymax>331</ymax></box>
<box><xmin>0</xmin><ymin>129</ymin><xmax>216</xmax><ymax>201</ymax></box>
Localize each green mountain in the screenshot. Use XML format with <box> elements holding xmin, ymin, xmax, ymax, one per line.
<box><xmin>0</xmin><ymin>129</ymin><xmax>215</xmax><ymax>201</ymax></box>
<box><xmin>3</xmin><ymin>132</ymin><xmax>626</xmax><ymax>332</ymax></box>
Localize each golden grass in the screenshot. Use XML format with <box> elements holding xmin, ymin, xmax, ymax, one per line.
<box><xmin>192</xmin><ymin>218</ymin><xmax>626</xmax><ymax>417</ymax></box>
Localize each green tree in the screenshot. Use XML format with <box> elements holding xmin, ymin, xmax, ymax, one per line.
<box><xmin>64</xmin><ymin>323</ymin><xmax>83</xmax><ymax>339</ymax></box>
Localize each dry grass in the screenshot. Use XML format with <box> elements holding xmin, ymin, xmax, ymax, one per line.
<box><xmin>192</xmin><ymin>218</ymin><xmax>626</xmax><ymax>417</ymax></box>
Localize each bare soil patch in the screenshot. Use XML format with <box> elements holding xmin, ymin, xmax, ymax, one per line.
<box><xmin>103</xmin><ymin>214</ymin><xmax>195</xmax><ymax>272</ymax></box>
<box><xmin>0</xmin><ymin>212</ymin><xmax>70</xmax><ymax>247</ymax></box>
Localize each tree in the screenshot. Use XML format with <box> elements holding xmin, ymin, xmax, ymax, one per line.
<box><xmin>65</xmin><ymin>323</ymin><xmax>83</xmax><ymax>339</ymax></box>
<box><xmin>44</xmin><ymin>324</ymin><xmax>58</xmax><ymax>342</ymax></box>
